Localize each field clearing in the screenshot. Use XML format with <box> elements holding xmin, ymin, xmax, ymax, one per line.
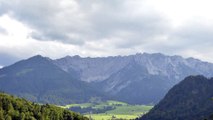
<box><xmin>85</xmin><ymin>114</ymin><xmax>137</xmax><ymax>120</ymax></box>
<box><xmin>64</xmin><ymin>103</ymin><xmax>92</xmax><ymax>109</ymax></box>
<box><xmin>63</xmin><ymin>100</ymin><xmax>153</xmax><ymax>120</ymax></box>
<box><xmin>106</xmin><ymin>105</ymin><xmax>153</xmax><ymax>115</ymax></box>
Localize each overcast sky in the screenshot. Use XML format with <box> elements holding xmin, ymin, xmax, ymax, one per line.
<box><xmin>1</xmin><ymin>0</ymin><xmax>213</xmax><ymax>66</ymax></box>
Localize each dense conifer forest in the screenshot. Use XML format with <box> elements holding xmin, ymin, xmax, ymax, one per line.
<box><xmin>0</xmin><ymin>92</ymin><xmax>88</xmax><ymax>120</ymax></box>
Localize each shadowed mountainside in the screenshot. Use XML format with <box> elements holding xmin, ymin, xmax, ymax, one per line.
<box><xmin>139</xmin><ymin>75</ymin><xmax>213</xmax><ymax>120</ymax></box>
<box><xmin>0</xmin><ymin>55</ymin><xmax>103</xmax><ymax>105</ymax></box>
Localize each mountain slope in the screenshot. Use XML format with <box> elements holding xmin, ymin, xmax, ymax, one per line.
<box><xmin>55</xmin><ymin>53</ymin><xmax>213</xmax><ymax>104</ymax></box>
<box><xmin>139</xmin><ymin>75</ymin><xmax>213</xmax><ymax>120</ymax></box>
<box><xmin>0</xmin><ymin>92</ymin><xmax>88</xmax><ymax>120</ymax></box>
<box><xmin>97</xmin><ymin>59</ymin><xmax>170</xmax><ymax>104</ymax></box>
<box><xmin>54</xmin><ymin>55</ymin><xmax>131</xmax><ymax>82</ymax></box>
<box><xmin>0</xmin><ymin>55</ymin><xmax>102</xmax><ymax>105</ymax></box>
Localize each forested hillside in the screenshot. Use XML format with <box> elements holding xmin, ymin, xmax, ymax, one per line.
<box><xmin>139</xmin><ymin>75</ymin><xmax>213</xmax><ymax>120</ymax></box>
<box><xmin>0</xmin><ymin>92</ymin><xmax>88</xmax><ymax>120</ymax></box>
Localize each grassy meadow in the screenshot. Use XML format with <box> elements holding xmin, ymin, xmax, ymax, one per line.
<box><xmin>62</xmin><ymin>100</ymin><xmax>153</xmax><ymax>120</ymax></box>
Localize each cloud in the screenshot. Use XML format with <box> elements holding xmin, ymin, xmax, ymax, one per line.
<box><xmin>0</xmin><ymin>0</ymin><xmax>213</xmax><ymax>65</ymax></box>
<box><xmin>130</xmin><ymin>20</ymin><xmax>213</xmax><ymax>62</ymax></box>
<box><xmin>0</xmin><ymin>26</ymin><xmax>7</xmax><ymax>35</ymax></box>
<box><xmin>0</xmin><ymin>0</ymin><xmax>170</xmax><ymax>47</ymax></box>
<box><xmin>166</xmin><ymin>22</ymin><xmax>213</xmax><ymax>61</ymax></box>
<box><xmin>172</xmin><ymin>23</ymin><xmax>213</xmax><ymax>46</ymax></box>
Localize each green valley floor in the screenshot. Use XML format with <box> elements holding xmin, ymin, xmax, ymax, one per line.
<box><xmin>62</xmin><ymin>100</ymin><xmax>153</xmax><ymax>120</ymax></box>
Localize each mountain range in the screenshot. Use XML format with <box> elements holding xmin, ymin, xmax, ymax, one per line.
<box><xmin>139</xmin><ymin>75</ymin><xmax>213</xmax><ymax>120</ymax></box>
<box><xmin>54</xmin><ymin>53</ymin><xmax>213</xmax><ymax>104</ymax></box>
<box><xmin>1</xmin><ymin>53</ymin><xmax>213</xmax><ymax>105</ymax></box>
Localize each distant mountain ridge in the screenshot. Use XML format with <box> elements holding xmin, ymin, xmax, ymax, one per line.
<box><xmin>139</xmin><ymin>75</ymin><xmax>213</xmax><ymax>120</ymax></box>
<box><xmin>1</xmin><ymin>53</ymin><xmax>213</xmax><ymax>105</ymax></box>
<box><xmin>55</xmin><ymin>53</ymin><xmax>213</xmax><ymax>104</ymax></box>
<box><xmin>55</xmin><ymin>53</ymin><xmax>213</xmax><ymax>83</ymax></box>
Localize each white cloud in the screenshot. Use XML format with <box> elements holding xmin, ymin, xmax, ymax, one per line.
<box><xmin>0</xmin><ymin>14</ymin><xmax>134</xmax><ymax>60</ymax></box>
<box><xmin>0</xmin><ymin>0</ymin><xmax>213</xmax><ymax>65</ymax></box>
<box><xmin>145</xmin><ymin>0</ymin><xmax>213</xmax><ymax>27</ymax></box>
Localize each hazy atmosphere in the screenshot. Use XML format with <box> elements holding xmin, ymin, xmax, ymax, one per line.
<box><xmin>1</xmin><ymin>0</ymin><xmax>213</xmax><ymax>66</ymax></box>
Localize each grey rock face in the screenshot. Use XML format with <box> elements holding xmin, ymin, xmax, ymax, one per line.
<box><xmin>54</xmin><ymin>53</ymin><xmax>213</xmax><ymax>104</ymax></box>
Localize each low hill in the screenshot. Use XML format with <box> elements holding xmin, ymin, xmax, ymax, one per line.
<box><xmin>139</xmin><ymin>75</ymin><xmax>213</xmax><ymax>120</ymax></box>
<box><xmin>0</xmin><ymin>92</ymin><xmax>88</xmax><ymax>120</ymax></box>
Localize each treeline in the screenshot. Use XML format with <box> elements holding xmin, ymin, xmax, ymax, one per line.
<box><xmin>0</xmin><ymin>92</ymin><xmax>88</xmax><ymax>120</ymax></box>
